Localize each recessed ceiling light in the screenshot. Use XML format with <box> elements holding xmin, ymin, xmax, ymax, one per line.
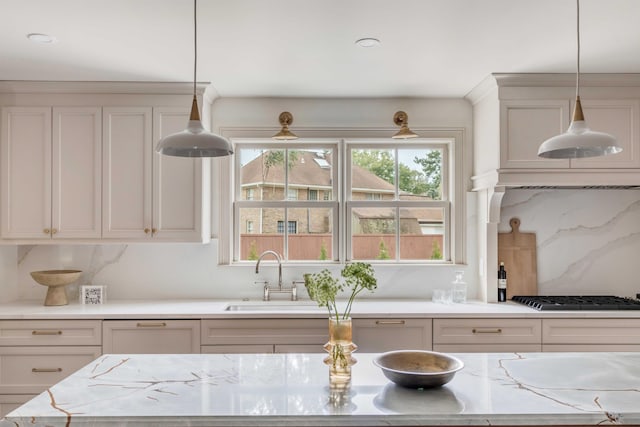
<box><xmin>355</xmin><ymin>37</ymin><xmax>380</xmax><ymax>48</ymax></box>
<box><xmin>27</xmin><ymin>33</ymin><xmax>57</xmax><ymax>44</ymax></box>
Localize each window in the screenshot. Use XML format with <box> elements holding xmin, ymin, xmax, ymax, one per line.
<box><xmin>245</xmin><ymin>188</ymin><xmax>255</xmax><ymax>200</ymax></box>
<box><xmin>277</xmin><ymin>220</ymin><xmax>297</xmax><ymax>234</ymax></box>
<box><xmin>232</xmin><ymin>136</ymin><xmax>454</xmax><ymax>264</ymax></box>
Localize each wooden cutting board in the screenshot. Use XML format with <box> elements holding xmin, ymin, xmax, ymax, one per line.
<box><xmin>498</xmin><ymin>218</ymin><xmax>538</xmax><ymax>299</ymax></box>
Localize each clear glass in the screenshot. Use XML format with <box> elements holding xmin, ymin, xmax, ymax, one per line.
<box><xmin>238</xmin><ymin>208</ymin><xmax>284</xmax><ymax>261</ymax></box>
<box><xmin>350</xmin><ymin>207</ymin><xmax>395</xmax><ymax>260</ymax></box>
<box><xmin>432</xmin><ymin>288</ymin><xmax>452</xmax><ymax>304</ymax></box>
<box><xmin>239</xmin><ymin>148</ymin><xmax>286</xmax><ymax>201</ymax></box>
<box><xmin>399</xmin><ymin>207</ymin><xmax>444</xmax><ymax>260</ymax></box>
<box><xmin>287</xmin><ymin>207</ymin><xmax>334</xmax><ymax>261</ymax></box>
<box><xmin>398</xmin><ymin>148</ymin><xmax>443</xmax><ymax>201</ymax></box>
<box><xmin>350</xmin><ymin>149</ymin><xmax>395</xmax><ymax>200</ymax></box>
<box><xmin>452</xmin><ymin>271</ymin><xmax>467</xmax><ymax>303</ymax></box>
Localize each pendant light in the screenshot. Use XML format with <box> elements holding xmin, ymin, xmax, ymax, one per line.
<box><xmin>156</xmin><ymin>0</ymin><xmax>233</xmax><ymax>158</ymax></box>
<box><xmin>392</xmin><ymin>111</ymin><xmax>418</xmax><ymax>139</ymax></box>
<box><xmin>272</xmin><ymin>112</ymin><xmax>298</xmax><ymax>140</ymax></box>
<box><xmin>537</xmin><ymin>0</ymin><xmax>621</xmax><ymax>159</ymax></box>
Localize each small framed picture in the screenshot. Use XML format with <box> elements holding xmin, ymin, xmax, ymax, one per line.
<box><xmin>80</xmin><ymin>285</ymin><xmax>106</xmax><ymax>305</ymax></box>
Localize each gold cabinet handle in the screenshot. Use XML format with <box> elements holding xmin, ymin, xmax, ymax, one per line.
<box><xmin>151</xmin><ymin>228</ymin><xmax>157</xmax><ymax>235</ymax></box>
<box><xmin>472</xmin><ymin>328</ymin><xmax>503</xmax><ymax>334</ymax></box>
<box><xmin>51</xmin><ymin>228</ymin><xmax>58</xmax><ymax>235</ymax></box>
<box><xmin>32</xmin><ymin>368</ymin><xmax>62</xmax><ymax>373</ymax></box>
<box><xmin>43</xmin><ymin>228</ymin><xmax>51</xmax><ymax>235</ymax></box>
<box><xmin>136</xmin><ymin>322</ymin><xmax>167</xmax><ymax>327</ymax></box>
<box><xmin>32</xmin><ymin>330</ymin><xmax>63</xmax><ymax>335</ymax></box>
<box><xmin>144</xmin><ymin>228</ymin><xmax>151</xmax><ymax>234</ymax></box>
<box><xmin>375</xmin><ymin>320</ymin><xmax>406</xmax><ymax>325</ymax></box>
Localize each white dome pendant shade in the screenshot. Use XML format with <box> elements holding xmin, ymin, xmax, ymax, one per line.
<box><xmin>537</xmin><ymin>96</ymin><xmax>622</xmax><ymax>159</ymax></box>
<box><xmin>156</xmin><ymin>96</ymin><xmax>233</xmax><ymax>157</ymax></box>
<box><xmin>155</xmin><ymin>0</ymin><xmax>233</xmax><ymax>158</ymax></box>
<box><xmin>537</xmin><ymin>0</ymin><xmax>622</xmax><ymax>159</ymax></box>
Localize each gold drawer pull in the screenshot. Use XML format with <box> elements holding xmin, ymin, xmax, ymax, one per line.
<box><xmin>32</xmin><ymin>330</ymin><xmax>63</xmax><ymax>335</ymax></box>
<box><xmin>136</xmin><ymin>322</ymin><xmax>167</xmax><ymax>328</ymax></box>
<box><xmin>472</xmin><ymin>328</ymin><xmax>503</xmax><ymax>334</ymax></box>
<box><xmin>32</xmin><ymin>368</ymin><xmax>62</xmax><ymax>373</ymax></box>
<box><xmin>375</xmin><ymin>320</ymin><xmax>406</xmax><ymax>325</ymax></box>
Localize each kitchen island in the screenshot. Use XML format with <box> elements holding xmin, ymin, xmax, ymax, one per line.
<box><xmin>3</xmin><ymin>352</ymin><xmax>640</xmax><ymax>426</ymax></box>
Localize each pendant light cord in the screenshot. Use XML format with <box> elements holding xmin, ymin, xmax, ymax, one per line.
<box><xmin>193</xmin><ymin>0</ymin><xmax>197</xmax><ymax>98</ymax></box>
<box><xmin>575</xmin><ymin>0</ymin><xmax>580</xmax><ymax>99</ymax></box>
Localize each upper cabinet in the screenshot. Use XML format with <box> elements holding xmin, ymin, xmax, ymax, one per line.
<box><xmin>469</xmin><ymin>74</ymin><xmax>640</xmax><ymax>190</ymax></box>
<box><xmin>0</xmin><ymin>82</ymin><xmax>211</xmax><ymax>243</ymax></box>
<box><xmin>102</xmin><ymin>107</ymin><xmax>209</xmax><ymax>242</ymax></box>
<box><xmin>1</xmin><ymin>106</ymin><xmax>101</xmax><ymax>239</ymax></box>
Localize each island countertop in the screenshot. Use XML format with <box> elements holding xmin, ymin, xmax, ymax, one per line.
<box><xmin>3</xmin><ymin>352</ymin><xmax>640</xmax><ymax>426</ymax></box>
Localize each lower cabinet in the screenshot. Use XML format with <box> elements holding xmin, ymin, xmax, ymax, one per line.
<box><xmin>433</xmin><ymin>318</ymin><xmax>542</xmax><ymax>352</ymax></box>
<box><xmin>542</xmin><ymin>318</ymin><xmax>640</xmax><ymax>352</ymax></box>
<box><xmin>352</xmin><ymin>318</ymin><xmax>432</xmax><ymax>352</ymax></box>
<box><xmin>102</xmin><ymin>320</ymin><xmax>200</xmax><ymax>354</ymax></box>
<box><xmin>0</xmin><ymin>319</ymin><xmax>103</xmax><ymax>417</ymax></box>
<box><xmin>201</xmin><ymin>319</ymin><xmax>327</xmax><ymax>354</ymax></box>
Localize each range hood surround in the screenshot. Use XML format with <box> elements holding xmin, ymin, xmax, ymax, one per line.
<box><xmin>467</xmin><ymin>73</ymin><xmax>640</xmax><ymax>302</ymax></box>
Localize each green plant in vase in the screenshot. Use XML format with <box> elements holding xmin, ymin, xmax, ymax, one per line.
<box><xmin>304</xmin><ymin>262</ymin><xmax>377</xmax><ymax>371</ymax></box>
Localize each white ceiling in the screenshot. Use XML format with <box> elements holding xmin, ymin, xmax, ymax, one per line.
<box><xmin>2</xmin><ymin>0</ymin><xmax>640</xmax><ymax>98</ymax></box>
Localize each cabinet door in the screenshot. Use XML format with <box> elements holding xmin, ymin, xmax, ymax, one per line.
<box><xmin>201</xmin><ymin>319</ymin><xmax>327</xmax><ymax>346</ymax></box>
<box><xmin>52</xmin><ymin>107</ymin><xmax>102</xmax><ymax>238</ymax></box>
<box><xmin>102</xmin><ymin>107</ymin><xmax>153</xmax><ymax>239</ymax></box>
<box><xmin>0</xmin><ymin>394</ymin><xmax>36</xmax><ymax>418</ymax></box>
<box><xmin>352</xmin><ymin>319</ymin><xmax>432</xmax><ymax>352</ymax></box>
<box><xmin>570</xmin><ymin>99</ymin><xmax>640</xmax><ymax>168</ymax></box>
<box><xmin>152</xmin><ymin>107</ymin><xmax>208</xmax><ymax>241</ymax></box>
<box><xmin>0</xmin><ymin>107</ymin><xmax>52</xmax><ymax>239</ymax></box>
<box><xmin>102</xmin><ymin>320</ymin><xmax>200</xmax><ymax>354</ymax></box>
<box><xmin>500</xmin><ymin>100</ymin><xmax>571</xmax><ymax>169</ymax></box>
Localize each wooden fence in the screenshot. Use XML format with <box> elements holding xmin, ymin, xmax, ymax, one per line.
<box><xmin>241</xmin><ymin>234</ymin><xmax>443</xmax><ymax>260</ymax></box>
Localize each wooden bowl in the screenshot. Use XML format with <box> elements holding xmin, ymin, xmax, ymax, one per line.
<box><xmin>373</xmin><ymin>350</ymin><xmax>464</xmax><ymax>389</ymax></box>
<box><xmin>30</xmin><ymin>270</ymin><xmax>82</xmax><ymax>306</ymax></box>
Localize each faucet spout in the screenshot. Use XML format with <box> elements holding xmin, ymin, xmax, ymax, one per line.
<box><xmin>255</xmin><ymin>250</ymin><xmax>283</xmax><ymax>289</ymax></box>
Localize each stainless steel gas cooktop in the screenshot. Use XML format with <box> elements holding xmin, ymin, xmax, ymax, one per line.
<box><xmin>512</xmin><ymin>295</ymin><xmax>640</xmax><ymax>311</ymax></box>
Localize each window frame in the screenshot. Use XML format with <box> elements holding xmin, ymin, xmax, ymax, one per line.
<box><xmin>220</xmin><ymin>131</ymin><xmax>464</xmax><ymax>266</ymax></box>
<box><xmin>345</xmin><ymin>140</ymin><xmax>451</xmax><ymax>263</ymax></box>
<box><xmin>232</xmin><ymin>140</ymin><xmax>340</xmax><ymax>263</ymax></box>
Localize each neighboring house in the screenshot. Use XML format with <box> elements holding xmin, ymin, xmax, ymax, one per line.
<box><xmin>240</xmin><ymin>150</ymin><xmax>442</xmax><ymax>236</ymax></box>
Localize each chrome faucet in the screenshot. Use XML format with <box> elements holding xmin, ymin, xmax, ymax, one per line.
<box><xmin>255</xmin><ymin>250</ymin><xmax>296</xmax><ymax>301</ymax></box>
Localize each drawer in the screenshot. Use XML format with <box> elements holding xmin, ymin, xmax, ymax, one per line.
<box><xmin>543</xmin><ymin>318</ymin><xmax>640</xmax><ymax>345</ymax></box>
<box><xmin>352</xmin><ymin>318</ymin><xmax>432</xmax><ymax>352</ymax></box>
<box><xmin>0</xmin><ymin>394</ymin><xmax>37</xmax><ymax>417</ymax></box>
<box><xmin>201</xmin><ymin>319</ymin><xmax>327</xmax><ymax>346</ymax></box>
<box><xmin>434</xmin><ymin>344</ymin><xmax>542</xmax><ymax>353</ymax></box>
<box><xmin>0</xmin><ymin>346</ymin><xmax>102</xmax><ymax>394</ymax></box>
<box><xmin>0</xmin><ymin>320</ymin><xmax>102</xmax><ymax>346</ymax></box>
<box><xmin>201</xmin><ymin>345</ymin><xmax>274</xmax><ymax>354</ymax></box>
<box><xmin>103</xmin><ymin>320</ymin><xmax>200</xmax><ymax>354</ymax></box>
<box><xmin>433</xmin><ymin>318</ymin><xmax>541</xmax><ymax>344</ymax></box>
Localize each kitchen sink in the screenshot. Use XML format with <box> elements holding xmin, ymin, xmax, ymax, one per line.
<box><xmin>224</xmin><ymin>302</ymin><xmax>324</xmax><ymax>311</ymax></box>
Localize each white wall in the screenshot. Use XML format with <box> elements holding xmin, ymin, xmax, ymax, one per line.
<box><xmin>500</xmin><ymin>189</ymin><xmax>640</xmax><ymax>298</ymax></box>
<box><xmin>6</xmin><ymin>96</ymin><xmax>480</xmax><ymax>304</ymax></box>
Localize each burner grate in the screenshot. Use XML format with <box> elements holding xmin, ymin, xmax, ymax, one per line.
<box><xmin>511</xmin><ymin>295</ymin><xmax>640</xmax><ymax>311</ymax></box>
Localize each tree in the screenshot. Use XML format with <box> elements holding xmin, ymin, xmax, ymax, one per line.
<box><xmin>376</xmin><ymin>239</ymin><xmax>391</xmax><ymax>260</ymax></box>
<box><xmin>352</xmin><ymin>149</ymin><xmax>441</xmax><ymax>198</ymax></box>
<box><xmin>430</xmin><ymin>240</ymin><xmax>442</xmax><ymax>260</ymax></box>
<box><xmin>413</xmin><ymin>150</ymin><xmax>442</xmax><ymax>199</ymax></box>
<box><xmin>319</xmin><ymin>241</ymin><xmax>329</xmax><ymax>260</ymax></box>
<box><xmin>351</xmin><ymin>150</ymin><xmax>394</xmax><ymax>184</ymax></box>
<box><xmin>247</xmin><ymin>241</ymin><xmax>258</xmax><ymax>260</ymax></box>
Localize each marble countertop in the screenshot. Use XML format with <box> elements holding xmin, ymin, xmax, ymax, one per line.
<box><xmin>4</xmin><ymin>352</ymin><xmax>640</xmax><ymax>426</ymax></box>
<box><xmin>2</xmin><ymin>298</ymin><xmax>640</xmax><ymax>319</ymax></box>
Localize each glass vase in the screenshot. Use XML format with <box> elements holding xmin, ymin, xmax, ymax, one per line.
<box><xmin>324</xmin><ymin>317</ymin><xmax>357</xmax><ymax>385</ymax></box>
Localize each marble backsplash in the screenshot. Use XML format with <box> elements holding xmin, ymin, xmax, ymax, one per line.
<box><xmin>500</xmin><ymin>189</ymin><xmax>640</xmax><ymax>298</ymax></box>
